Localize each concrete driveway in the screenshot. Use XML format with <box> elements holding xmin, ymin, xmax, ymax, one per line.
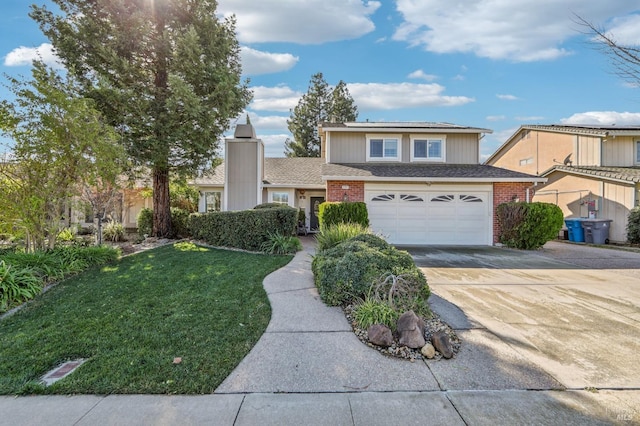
<box><xmin>409</xmin><ymin>241</ymin><xmax>640</xmax><ymax>391</ymax></box>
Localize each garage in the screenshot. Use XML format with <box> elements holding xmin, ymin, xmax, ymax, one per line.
<box><xmin>365</xmin><ymin>184</ymin><xmax>492</xmax><ymax>245</ymax></box>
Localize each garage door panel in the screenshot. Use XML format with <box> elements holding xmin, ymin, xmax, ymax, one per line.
<box><xmin>366</xmin><ymin>187</ymin><xmax>491</xmax><ymax>245</ymax></box>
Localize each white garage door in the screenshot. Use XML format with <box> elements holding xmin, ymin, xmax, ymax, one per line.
<box><xmin>366</xmin><ymin>185</ymin><xmax>492</xmax><ymax>245</ymax></box>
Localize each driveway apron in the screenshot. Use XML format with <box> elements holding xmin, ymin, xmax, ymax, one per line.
<box><xmin>410</xmin><ymin>241</ymin><xmax>640</xmax><ymax>390</ymax></box>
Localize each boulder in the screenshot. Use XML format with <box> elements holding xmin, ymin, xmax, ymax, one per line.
<box><xmin>367</xmin><ymin>324</ymin><xmax>394</xmax><ymax>347</ymax></box>
<box><xmin>431</xmin><ymin>331</ymin><xmax>454</xmax><ymax>359</ymax></box>
<box><xmin>397</xmin><ymin>311</ymin><xmax>426</xmax><ymax>349</ymax></box>
<box><xmin>420</xmin><ymin>343</ymin><xmax>436</xmax><ymax>359</ymax></box>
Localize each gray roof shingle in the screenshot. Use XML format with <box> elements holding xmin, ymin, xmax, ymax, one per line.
<box><xmin>195</xmin><ymin>159</ymin><xmax>542</xmax><ymax>187</ymax></box>
<box><xmin>194</xmin><ymin>157</ymin><xmax>325</xmax><ymax>187</ymax></box>
<box><xmin>544</xmin><ymin>165</ymin><xmax>640</xmax><ymax>183</ymax></box>
<box><xmin>322</xmin><ymin>163</ymin><xmax>541</xmax><ymax>181</ymax></box>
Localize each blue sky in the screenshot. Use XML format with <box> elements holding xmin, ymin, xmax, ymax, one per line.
<box><xmin>2</xmin><ymin>1</ymin><xmax>640</xmax><ymax>160</ymax></box>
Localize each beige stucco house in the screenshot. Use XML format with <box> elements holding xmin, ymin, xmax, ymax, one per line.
<box><xmin>486</xmin><ymin>124</ymin><xmax>640</xmax><ymax>242</ymax></box>
<box><xmin>197</xmin><ymin>121</ymin><xmax>544</xmax><ymax>245</ymax></box>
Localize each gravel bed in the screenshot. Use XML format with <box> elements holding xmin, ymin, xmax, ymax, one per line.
<box><xmin>343</xmin><ymin>304</ymin><xmax>461</xmax><ymax>361</ymax></box>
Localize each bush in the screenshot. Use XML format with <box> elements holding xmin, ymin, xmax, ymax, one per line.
<box><xmin>190</xmin><ymin>206</ymin><xmax>298</xmax><ymax>251</ymax></box>
<box><xmin>352</xmin><ymin>299</ymin><xmax>399</xmax><ymax>330</ymax></box>
<box><xmin>312</xmin><ymin>238</ymin><xmax>424</xmax><ymax>306</ymax></box>
<box><xmin>0</xmin><ymin>246</ymin><xmax>119</xmax><ymax>311</ymax></box>
<box><xmin>315</xmin><ymin>222</ymin><xmax>370</xmax><ymax>252</ymax></box>
<box><xmin>497</xmin><ymin>202</ymin><xmax>563</xmax><ymax>249</ymax></box>
<box><xmin>318</xmin><ymin>201</ymin><xmax>369</xmax><ymax>228</ymax></box>
<box><xmin>627</xmin><ymin>207</ymin><xmax>640</xmax><ymax>244</ymax></box>
<box><xmin>102</xmin><ymin>221</ymin><xmax>125</xmax><ymax>242</ymax></box>
<box><xmin>137</xmin><ymin>208</ymin><xmax>153</xmax><ymax>237</ymax></box>
<box><xmin>370</xmin><ymin>272</ymin><xmax>431</xmax><ymax>318</ymax></box>
<box><xmin>171</xmin><ymin>207</ymin><xmax>191</xmax><ymax>238</ymax></box>
<box><xmin>0</xmin><ymin>260</ymin><xmax>42</xmax><ymax>312</ymax></box>
<box><xmin>260</xmin><ymin>232</ymin><xmax>302</xmax><ymax>254</ymax></box>
<box><xmin>254</xmin><ymin>203</ymin><xmax>285</xmax><ymax>209</ymax></box>
<box><xmin>57</xmin><ymin>228</ymin><xmax>76</xmax><ymax>242</ymax></box>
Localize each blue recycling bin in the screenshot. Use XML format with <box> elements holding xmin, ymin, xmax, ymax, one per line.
<box><xmin>564</xmin><ymin>219</ymin><xmax>585</xmax><ymax>243</ymax></box>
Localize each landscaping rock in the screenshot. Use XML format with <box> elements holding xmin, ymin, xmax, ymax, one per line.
<box><xmin>367</xmin><ymin>324</ymin><xmax>394</xmax><ymax>347</ymax></box>
<box><xmin>397</xmin><ymin>311</ymin><xmax>426</xmax><ymax>349</ymax></box>
<box><xmin>431</xmin><ymin>331</ymin><xmax>454</xmax><ymax>359</ymax></box>
<box><xmin>420</xmin><ymin>343</ymin><xmax>436</xmax><ymax>359</ymax></box>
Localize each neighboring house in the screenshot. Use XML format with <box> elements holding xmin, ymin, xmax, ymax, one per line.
<box><xmin>195</xmin><ymin>121</ymin><xmax>544</xmax><ymax>245</ymax></box>
<box><xmin>486</xmin><ymin>124</ymin><xmax>640</xmax><ymax>242</ymax></box>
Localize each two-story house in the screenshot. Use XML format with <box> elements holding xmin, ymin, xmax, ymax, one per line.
<box><xmin>195</xmin><ymin>121</ymin><xmax>544</xmax><ymax>246</ymax></box>
<box><xmin>486</xmin><ymin>124</ymin><xmax>640</xmax><ymax>242</ymax></box>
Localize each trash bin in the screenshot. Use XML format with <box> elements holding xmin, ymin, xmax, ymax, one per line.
<box><xmin>582</xmin><ymin>221</ymin><xmax>594</xmax><ymax>243</ymax></box>
<box><xmin>564</xmin><ymin>219</ymin><xmax>585</xmax><ymax>243</ymax></box>
<box><xmin>581</xmin><ymin>219</ymin><xmax>612</xmax><ymax>244</ymax></box>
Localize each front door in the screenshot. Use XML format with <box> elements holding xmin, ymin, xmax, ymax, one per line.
<box><xmin>310</xmin><ymin>197</ymin><xmax>325</xmax><ymax>231</ymax></box>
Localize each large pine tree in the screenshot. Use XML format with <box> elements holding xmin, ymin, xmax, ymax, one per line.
<box><xmin>285</xmin><ymin>72</ymin><xmax>358</xmax><ymax>157</ymax></box>
<box><xmin>31</xmin><ymin>0</ymin><xmax>251</xmax><ymax>237</ymax></box>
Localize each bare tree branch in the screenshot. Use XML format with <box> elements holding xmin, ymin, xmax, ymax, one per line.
<box><xmin>574</xmin><ymin>13</ymin><xmax>640</xmax><ymax>88</ymax></box>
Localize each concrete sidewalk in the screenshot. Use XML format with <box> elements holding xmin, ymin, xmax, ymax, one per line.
<box><xmin>1</xmin><ymin>238</ymin><xmax>637</xmax><ymax>425</ymax></box>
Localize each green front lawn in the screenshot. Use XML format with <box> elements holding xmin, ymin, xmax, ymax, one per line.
<box><xmin>0</xmin><ymin>242</ymin><xmax>292</xmax><ymax>395</ymax></box>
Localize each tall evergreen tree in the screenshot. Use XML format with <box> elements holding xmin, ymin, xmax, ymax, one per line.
<box><xmin>285</xmin><ymin>72</ymin><xmax>358</xmax><ymax>157</ymax></box>
<box><xmin>31</xmin><ymin>0</ymin><xmax>251</xmax><ymax>237</ymax></box>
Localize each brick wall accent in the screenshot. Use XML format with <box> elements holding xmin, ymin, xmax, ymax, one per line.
<box><xmin>326</xmin><ymin>181</ymin><xmax>365</xmax><ymax>202</ymax></box>
<box><xmin>493</xmin><ymin>182</ymin><xmax>530</xmax><ymax>243</ymax></box>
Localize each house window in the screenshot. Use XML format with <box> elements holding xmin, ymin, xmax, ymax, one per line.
<box><xmin>204</xmin><ymin>191</ymin><xmax>221</xmax><ymax>212</ymax></box>
<box><xmin>366</xmin><ymin>134</ymin><xmax>401</xmax><ymax>161</ymax></box>
<box><xmin>411</xmin><ymin>135</ymin><xmax>445</xmax><ymax>161</ymax></box>
<box><xmin>636</xmin><ymin>141</ymin><xmax>640</xmax><ymax>163</ymax></box>
<box><xmin>271</xmin><ymin>192</ymin><xmax>289</xmax><ymax>205</ymax></box>
<box><xmin>519</xmin><ymin>157</ymin><xmax>534</xmax><ymax>166</ymax></box>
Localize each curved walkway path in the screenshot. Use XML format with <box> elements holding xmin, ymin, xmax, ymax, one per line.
<box><xmin>1</xmin><ymin>238</ymin><xmax>637</xmax><ymax>425</ymax></box>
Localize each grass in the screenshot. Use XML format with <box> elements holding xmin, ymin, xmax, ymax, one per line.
<box><xmin>0</xmin><ymin>242</ymin><xmax>292</xmax><ymax>395</ymax></box>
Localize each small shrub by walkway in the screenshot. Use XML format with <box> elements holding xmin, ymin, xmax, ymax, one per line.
<box><xmin>0</xmin><ymin>242</ymin><xmax>291</xmax><ymax>395</ymax></box>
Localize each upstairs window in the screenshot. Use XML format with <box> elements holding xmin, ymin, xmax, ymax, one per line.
<box><xmin>411</xmin><ymin>135</ymin><xmax>445</xmax><ymax>162</ymax></box>
<box><xmin>367</xmin><ymin>134</ymin><xmax>401</xmax><ymax>161</ymax></box>
<box><xmin>636</xmin><ymin>141</ymin><xmax>640</xmax><ymax>163</ymax></box>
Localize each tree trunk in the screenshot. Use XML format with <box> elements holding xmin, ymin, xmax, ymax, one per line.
<box><xmin>153</xmin><ymin>167</ymin><xmax>171</xmax><ymax>237</ymax></box>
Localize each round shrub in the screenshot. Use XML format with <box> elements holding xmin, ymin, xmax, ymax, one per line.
<box><xmin>497</xmin><ymin>202</ymin><xmax>563</xmax><ymax>249</ymax></box>
<box><xmin>627</xmin><ymin>207</ymin><xmax>640</xmax><ymax>244</ymax></box>
<box><xmin>137</xmin><ymin>208</ymin><xmax>153</xmax><ymax>237</ymax></box>
<box><xmin>312</xmin><ymin>240</ymin><xmax>422</xmax><ymax>306</ymax></box>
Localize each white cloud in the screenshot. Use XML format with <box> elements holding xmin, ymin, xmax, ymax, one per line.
<box><xmin>393</xmin><ymin>1</ymin><xmax>636</xmax><ymax>62</ymax></box>
<box><xmin>218</xmin><ymin>0</ymin><xmax>381</xmax><ymax>44</ymax></box>
<box><xmin>4</xmin><ymin>43</ymin><xmax>62</xmax><ymax>68</ymax></box>
<box><xmin>408</xmin><ymin>69</ymin><xmax>437</xmax><ymax>81</ymax></box>
<box><xmin>486</xmin><ymin>115</ymin><xmax>506</xmax><ymax>122</ymax></box>
<box><xmin>497</xmin><ymin>94</ymin><xmax>518</xmax><ymax>101</ymax></box>
<box><xmin>348</xmin><ymin>82</ymin><xmax>474</xmax><ymax>109</ymax></box>
<box><xmin>604</xmin><ymin>14</ymin><xmax>640</xmax><ymax>45</ymax></box>
<box><xmin>561</xmin><ymin>111</ymin><xmax>640</xmax><ymax>125</ymax></box>
<box><xmin>240</xmin><ymin>47</ymin><xmax>298</xmax><ymax>75</ymax></box>
<box><xmin>249</xmin><ymin>85</ymin><xmax>302</xmax><ymax>112</ymax></box>
<box><xmin>260</xmin><ymin>134</ymin><xmax>290</xmax><ymax>157</ymax></box>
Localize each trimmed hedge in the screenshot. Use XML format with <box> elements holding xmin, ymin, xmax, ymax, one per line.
<box><xmin>312</xmin><ymin>235</ymin><xmax>429</xmax><ymax>307</ymax></box>
<box><xmin>190</xmin><ymin>206</ymin><xmax>298</xmax><ymax>251</ymax></box>
<box><xmin>136</xmin><ymin>207</ymin><xmax>192</xmax><ymax>238</ymax></box>
<box><xmin>497</xmin><ymin>202</ymin><xmax>564</xmax><ymax>249</ymax></box>
<box><xmin>318</xmin><ymin>201</ymin><xmax>369</xmax><ymax>228</ymax></box>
